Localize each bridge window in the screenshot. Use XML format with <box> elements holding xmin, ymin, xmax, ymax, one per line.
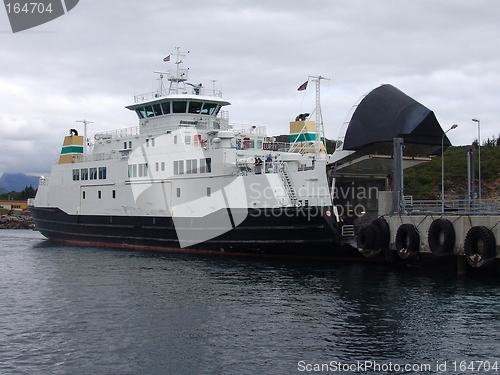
<box><xmin>161</xmin><ymin>101</ymin><xmax>170</xmax><ymax>114</ymax></box>
<box><xmin>188</xmin><ymin>101</ymin><xmax>203</xmax><ymax>114</ymax></box>
<box><xmin>144</xmin><ymin>105</ymin><xmax>154</xmax><ymax>117</ymax></box>
<box><xmin>153</xmin><ymin>104</ymin><xmax>163</xmax><ymax>116</ymax></box>
<box><xmin>72</xmin><ymin>169</ymin><xmax>79</xmax><ymax>181</ymax></box>
<box><xmin>172</xmin><ymin>101</ymin><xmax>187</xmax><ymax>113</ymax></box>
<box><xmin>136</xmin><ymin>107</ymin><xmax>146</xmax><ymax>119</ymax></box>
<box><xmin>201</xmin><ymin>102</ymin><xmax>219</xmax><ymax>115</ymax></box>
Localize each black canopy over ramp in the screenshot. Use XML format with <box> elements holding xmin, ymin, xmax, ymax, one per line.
<box><xmin>328</xmin><ymin>84</ymin><xmax>451</xmax><ymax>223</ymax></box>
<box><xmin>342</xmin><ymin>84</ymin><xmax>449</xmax><ymax>157</ymax></box>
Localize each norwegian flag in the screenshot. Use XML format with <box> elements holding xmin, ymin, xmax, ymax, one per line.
<box><xmin>297</xmin><ymin>80</ymin><xmax>308</xmax><ymax>91</ymax></box>
<box><xmin>163</xmin><ymin>55</ymin><xmax>171</xmax><ymax>62</ymax></box>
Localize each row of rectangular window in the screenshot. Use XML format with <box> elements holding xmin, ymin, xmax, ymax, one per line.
<box><xmin>73</xmin><ymin>167</ymin><xmax>107</xmax><ymax>181</ymax></box>
<box><xmin>122</xmin><ymin>134</ymin><xmax>202</xmax><ymax>150</ymax></box>
<box><xmin>173</xmin><ymin>158</ymin><xmax>211</xmax><ymax>175</ymax></box>
<box><xmin>82</xmin><ymin>190</ymin><xmax>116</xmax><ymax>199</ymax></box>
<box><xmin>128</xmin><ymin>163</ymin><xmax>148</xmax><ymax>178</ymax></box>
<box><xmin>82</xmin><ymin>187</ymin><xmax>212</xmax><ymax>201</ymax></box>
<box><xmin>135</xmin><ymin>100</ymin><xmax>220</xmax><ymax>119</ymax></box>
<box><xmin>81</xmin><ymin>187</ymin><xmax>212</xmax><ymax>200</ymax></box>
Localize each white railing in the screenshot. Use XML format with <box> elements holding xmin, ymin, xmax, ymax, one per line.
<box><xmin>94</xmin><ymin>126</ymin><xmax>140</xmax><ymax>140</ymax></box>
<box><xmin>405</xmin><ymin>198</ymin><xmax>500</xmax><ymax>215</ymax></box>
<box><xmin>134</xmin><ymin>87</ymin><xmax>223</xmax><ymax>103</ymax></box>
<box><xmin>228</xmin><ymin>124</ymin><xmax>267</xmax><ymax>135</ymax></box>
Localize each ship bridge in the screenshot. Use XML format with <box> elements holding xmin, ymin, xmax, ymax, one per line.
<box><xmin>126</xmin><ymin>48</ymin><xmax>231</xmax><ymax>132</ymax></box>
<box><xmin>125</xmin><ymin>94</ymin><xmax>231</xmax><ymax>131</ymax></box>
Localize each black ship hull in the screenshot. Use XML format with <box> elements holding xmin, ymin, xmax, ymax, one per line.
<box><xmin>30</xmin><ymin>206</ymin><xmax>363</xmax><ymax>260</ymax></box>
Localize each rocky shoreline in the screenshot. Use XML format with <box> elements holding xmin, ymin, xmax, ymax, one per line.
<box><xmin>0</xmin><ymin>215</ymin><xmax>34</xmax><ymax>229</ymax></box>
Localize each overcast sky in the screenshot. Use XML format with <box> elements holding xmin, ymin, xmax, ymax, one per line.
<box><xmin>1</xmin><ymin>0</ymin><xmax>499</xmax><ymax>177</ymax></box>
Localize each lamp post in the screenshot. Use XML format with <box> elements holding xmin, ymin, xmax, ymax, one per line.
<box><xmin>472</xmin><ymin>118</ymin><xmax>481</xmax><ymax>203</ymax></box>
<box><xmin>442</xmin><ymin>124</ymin><xmax>458</xmax><ymax>213</ymax></box>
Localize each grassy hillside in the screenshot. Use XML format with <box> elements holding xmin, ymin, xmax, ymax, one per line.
<box><xmin>404</xmin><ymin>145</ymin><xmax>500</xmax><ymax>199</ymax></box>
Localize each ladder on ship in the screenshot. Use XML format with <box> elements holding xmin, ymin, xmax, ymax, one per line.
<box><xmin>277</xmin><ymin>161</ymin><xmax>297</xmax><ymax>206</ymax></box>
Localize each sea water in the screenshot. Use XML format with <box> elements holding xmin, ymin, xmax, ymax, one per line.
<box><xmin>1</xmin><ymin>229</ymin><xmax>499</xmax><ymax>375</ymax></box>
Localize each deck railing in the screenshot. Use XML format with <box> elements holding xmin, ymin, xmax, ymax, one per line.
<box><xmin>404</xmin><ymin>198</ymin><xmax>500</xmax><ymax>215</ymax></box>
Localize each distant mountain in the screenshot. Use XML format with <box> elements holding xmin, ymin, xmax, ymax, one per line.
<box><xmin>0</xmin><ymin>173</ymin><xmax>40</xmax><ymax>192</ymax></box>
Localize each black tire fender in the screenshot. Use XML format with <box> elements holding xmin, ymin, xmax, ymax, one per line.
<box><xmin>357</xmin><ymin>224</ymin><xmax>382</xmax><ymax>251</ymax></box>
<box><xmin>357</xmin><ymin>225</ymin><xmax>375</xmax><ymax>250</ymax></box>
<box><xmin>372</xmin><ymin>218</ymin><xmax>390</xmax><ymax>249</ymax></box>
<box><xmin>428</xmin><ymin>218</ymin><xmax>456</xmax><ymax>256</ymax></box>
<box><xmin>464</xmin><ymin>226</ymin><xmax>496</xmax><ymax>268</ymax></box>
<box><xmin>395</xmin><ymin>224</ymin><xmax>420</xmax><ymax>259</ymax></box>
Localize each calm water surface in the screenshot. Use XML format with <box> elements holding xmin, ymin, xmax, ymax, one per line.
<box><xmin>1</xmin><ymin>229</ymin><xmax>500</xmax><ymax>374</ymax></box>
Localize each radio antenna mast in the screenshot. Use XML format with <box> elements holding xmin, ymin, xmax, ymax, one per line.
<box><xmin>77</xmin><ymin>119</ymin><xmax>94</xmax><ymax>157</ymax></box>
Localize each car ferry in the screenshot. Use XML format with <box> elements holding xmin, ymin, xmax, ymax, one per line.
<box><xmin>30</xmin><ymin>48</ymin><xmax>341</xmax><ymax>258</ymax></box>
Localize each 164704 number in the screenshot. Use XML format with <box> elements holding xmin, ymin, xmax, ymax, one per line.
<box><xmin>451</xmin><ymin>361</ymin><xmax>499</xmax><ymax>372</ymax></box>
<box><xmin>5</xmin><ymin>3</ymin><xmax>54</xmax><ymax>14</ymax></box>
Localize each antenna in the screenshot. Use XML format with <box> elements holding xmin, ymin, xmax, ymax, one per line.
<box><xmin>153</xmin><ymin>71</ymin><xmax>168</xmax><ymax>97</ymax></box>
<box><xmin>212</xmin><ymin>80</ymin><xmax>217</xmax><ymax>96</ymax></box>
<box><xmin>76</xmin><ymin>119</ymin><xmax>94</xmax><ymax>157</ymax></box>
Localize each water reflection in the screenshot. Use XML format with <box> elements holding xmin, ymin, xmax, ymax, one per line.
<box><xmin>1</xmin><ymin>231</ymin><xmax>499</xmax><ymax>374</ymax></box>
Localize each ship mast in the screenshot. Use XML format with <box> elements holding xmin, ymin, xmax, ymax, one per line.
<box><xmin>76</xmin><ymin>119</ymin><xmax>93</xmax><ymax>157</ymax></box>
<box><xmin>309</xmin><ymin>75</ymin><xmax>329</xmax><ymax>155</ymax></box>
<box><xmin>167</xmin><ymin>47</ymin><xmax>190</xmax><ymax>94</ymax></box>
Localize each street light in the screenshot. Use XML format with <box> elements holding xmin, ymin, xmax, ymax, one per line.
<box><xmin>442</xmin><ymin>124</ymin><xmax>458</xmax><ymax>213</ymax></box>
<box><xmin>472</xmin><ymin>118</ymin><xmax>481</xmax><ymax>203</ymax></box>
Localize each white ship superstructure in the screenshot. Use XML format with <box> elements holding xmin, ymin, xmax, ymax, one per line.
<box><xmin>31</xmin><ymin>49</ymin><xmax>339</xmax><ymax>257</ymax></box>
